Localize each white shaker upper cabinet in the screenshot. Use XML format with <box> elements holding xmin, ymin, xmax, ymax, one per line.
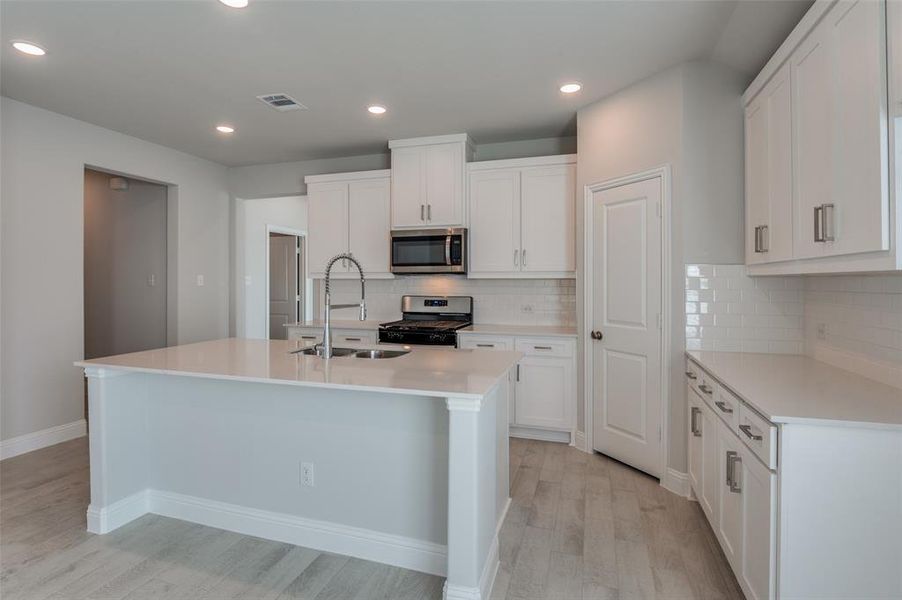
<box><xmin>307</xmin><ymin>182</ymin><xmax>349</xmax><ymax>278</ymax></box>
<box><xmin>388</xmin><ymin>134</ymin><xmax>473</xmax><ymax>229</ymax></box>
<box><xmin>348</xmin><ymin>178</ymin><xmax>391</xmax><ymax>276</ymax></box>
<box><xmin>520</xmin><ymin>165</ymin><xmax>576</xmax><ymax>273</ymax></box>
<box><xmin>469</xmin><ymin>169</ymin><xmax>521</xmax><ymax>274</ymax></box>
<box><xmin>744</xmin><ymin>0</ymin><xmax>898</xmax><ymax>274</ymax></box>
<box><xmin>305</xmin><ymin>170</ymin><xmax>392</xmax><ymax>279</ymax></box>
<box><xmin>467</xmin><ymin>155</ymin><xmax>576</xmax><ymax>279</ymax></box>
<box><xmin>793</xmin><ymin>0</ymin><xmax>889</xmax><ymax>259</ymax></box>
<box><xmin>745</xmin><ymin>63</ymin><xmax>793</xmax><ymax>265</ymax></box>
<box><xmin>389</xmin><ymin>146</ymin><xmax>425</xmax><ymax>228</ymax></box>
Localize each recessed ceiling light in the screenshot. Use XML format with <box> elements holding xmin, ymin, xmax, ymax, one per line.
<box><xmin>559</xmin><ymin>82</ymin><xmax>582</xmax><ymax>94</ymax></box>
<box><xmin>11</xmin><ymin>41</ymin><xmax>46</xmax><ymax>56</ymax></box>
<box><xmin>367</xmin><ymin>105</ymin><xmax>387</xmax><ymax>115</ymax></box>
<box><xmin>219</xmin><ymin>0</ymin><xmax>249</xmax><ymax>7</ymax></box>
<box><xmin>216</xmin><ymin>125</ymin><xmax>235</xmax><ymax>134</ymax></box>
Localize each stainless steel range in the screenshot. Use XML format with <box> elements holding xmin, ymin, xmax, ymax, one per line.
<box><xmin>379</xmin><ymin>295</ymin><xmax>473</xmax><ymax>346</ymax></box>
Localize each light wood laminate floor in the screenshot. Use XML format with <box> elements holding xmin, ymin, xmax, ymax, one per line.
<box><xmin>1</xmin><ymin>437</ymin><xmax>742</xmax><ymax>600</ymax></box>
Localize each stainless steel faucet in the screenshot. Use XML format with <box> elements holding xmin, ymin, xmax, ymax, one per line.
<box><xmin>321</xmin><ymin>252</ymin><xmax>366</xmax><ymax>358</ymax></box>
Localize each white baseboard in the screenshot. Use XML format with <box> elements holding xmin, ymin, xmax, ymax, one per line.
<box><xmin>509</xmin><ymin>426</ymin><xmax>570</xmax><ymax>444</ymax></box>
<box><xmin>1</xmin><ymin>419</ymin><xmax>86</xmax><ymax>460</ymax></box>
<box><xmin>811</xmin><ymin>345</ymin><xmax>902</xmax><ymax>390</ymax></box>
<box><xmin>87</xmin><ymin>490</ymin><xmax>149</xmax><ymax>534</ymax></box>
<box><xmin>661</xmin><ymin>468</ymin><xmax>690</xmax><ymax>498</ymax></box>
<box><xmin>149</xmin><ymin>489</ymin><xmax>447</xmax><ymax>576</ymax></box>
<box><xmin>573</xmin><ymin>430</ymin><xmax>587</xmax><ymax>452</ymax></box>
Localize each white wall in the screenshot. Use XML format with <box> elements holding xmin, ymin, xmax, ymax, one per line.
<box><xmin>84</xmin><ymin>169</ymin><xmax>168</xmax><ymax>359</ymax></box>
<box><xmin>576</xmin><ymin>61</ymin><xmax>746</xmax><ymax>472</ymax></box>
<box><xmin>0</xmin><ymin>96</ymin><xmax>230</xmax><ymax>442</ymax></box>
<box><xmin>228</xmin><ymin>154</ymin><xmax>390</xmax><ymax>199</ymax></box>
<box><xmin>235</xmin><ymin>196</ymin><xmax>308</xmax><ymax>339</ymax></box>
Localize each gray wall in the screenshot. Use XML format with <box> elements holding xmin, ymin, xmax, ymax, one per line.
<box><xmin>84</xmin><ymin>170</ymin><xmax>168</xmax><ymax>359</ymax></box>
<box><xmin>576</xmin><ymin>61</ymin><xmax>745</xmax><ymax>472</ymax></box>
<box><xmin>1</xmin><ymin>96</ymin><xmax>230</xmax><ymax>442</ymax></box>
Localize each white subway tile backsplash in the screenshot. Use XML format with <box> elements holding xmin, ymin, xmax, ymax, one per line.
<box><xmin>685</xmin><ymin>264</ymin><xmax>805</xmax><ymax>354</ymax></box>
<box><xmin>316</xmin><ymin>277</ymin><xmax>577</xmax><ymax>326</ymax></box>
<box><xmin>803</xmin><ymin>274</ymin><xmax>902</xmax><ymax>370</ymax></box>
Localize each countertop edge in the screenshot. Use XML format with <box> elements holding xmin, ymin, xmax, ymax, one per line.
<box><xmin>685</xmin><ymin>350</ymin><xmax>902</xmax><ymax>431</ymax></box>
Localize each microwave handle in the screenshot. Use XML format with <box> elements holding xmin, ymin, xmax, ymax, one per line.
<box><xmin>445</xmin><ymin>236</ymin><xmax>452</xmax><ymax>265</ymax></box>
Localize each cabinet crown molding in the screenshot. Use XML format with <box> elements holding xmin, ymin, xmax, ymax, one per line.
<box><xmin>467</xmin><ymin>154</ymin><xmax>576</xmax><ymax>172</ymax></box>
<box><xmin>388</xmin><ymin>133</ymin><xmax>474</xmax><ymax>150</ymax></box>
<box><xmin>304</xmin><ymin>169</ymin><xmax>391</xmax><ymax>185</ymax></box>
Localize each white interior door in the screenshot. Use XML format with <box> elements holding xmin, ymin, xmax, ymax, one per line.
<box><xmin>269</xmin><ymin>235</ymin><xmax>298</xmax><ymax>340</ymax></box>
<box><xmin>591</xmin><ymin>177</ymin><xmax>663</xmax><ymax>478</ymax></box>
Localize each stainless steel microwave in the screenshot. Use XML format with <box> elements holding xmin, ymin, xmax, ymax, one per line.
<box><xmin>390</xmin><ymin>228</ymin><xmax>467</xmax><ymax>274</ymax></box>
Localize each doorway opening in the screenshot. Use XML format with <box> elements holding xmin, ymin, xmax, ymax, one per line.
<box><xmin>267</xmin><ymin>230</ymin><xmax>305</xmax><ymax>340</ymax></box>
<box><xmin>83</xmin><ymin>168</ymin><xmax>170</xmax><ymax>359</ymax></box>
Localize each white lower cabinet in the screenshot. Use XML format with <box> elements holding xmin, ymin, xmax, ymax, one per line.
<box><xmin>687</xmin><ymin>359</ymin><xmax>776</xmax><ymax>600</ymax></box>
<box><xmin>458</xmin><ymin>332</ymin><xmax>576</xmax><ymax>442</ymax></box>
<box><xmin>685</xmin><ymin>358</ymin><xmax>894</xmax><ymax>600</ymax></box>
<box><xmin>286</xmin><ymin>326</ymin><xmax>377</xmax><ymax>349</ymax></box>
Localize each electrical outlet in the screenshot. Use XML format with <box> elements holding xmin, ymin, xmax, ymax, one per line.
<box><xmin>521</xmin><ymin>304</ymin><xmax>534</xmax><ymax>314</ymax></box>
<box><xmin>148</xmin><ymin>274</ymin><xmax>156</xmax><ymax>287</ymax></box>
<box><xmin>816</xmin><ymin>322</ymin><xmax>827</xmax><ymax>340</ymax></box>
<box><xmin>300</xmin><ymin>462</ymin><xmax>315</xmax><ymax>487</ymax></box>
<box><xmin>196</xmin><ymin>274</ymin><xmax>205</xmax><ymax>287</ymax></box>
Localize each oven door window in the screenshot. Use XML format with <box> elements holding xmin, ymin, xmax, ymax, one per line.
<box><xmin>392</xmin><ymin>236</ymin><xmax>447</xmax><ymax>266</ymax></box>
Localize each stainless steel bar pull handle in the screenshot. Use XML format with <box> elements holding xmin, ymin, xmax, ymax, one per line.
<box><xmin>758</xmin><ymin>225</ymin><xmax>768</xmax><ymax>253</ymax></box>
<box><xmin>714</xmin><ymin>400</ymin><xmax>734</xmax><ymax>414</ymax></box>
<box><xmin>421</xmin><ymin>204</ymin><xmax>425</xmax><ymax>221</ymax></box>
<box><xmin>822</xmin><ymin>203</ymin><xmax>835</xmax><ymax>242</ymax></box>
<box><xmin>476</xmin><ymin>343</ymin><xmax>495</xmax><ymax>348</ymax></box>
<box><xmin>739</xmin><ymin>424</ymin><xmax>763</xmax><ymax>441</ymax></box>
<box><xmin>690</xmin><ymin>407</ymin><xmax>701</xmax><ymax>437</ymax></box>
<box><xmin>521</xmin><ymin>249</ymin><xmax>526</xmax><ymax>267</ymax></box>
<box><xmin>698</xmin><ymin>383</ymin><xmax>713</xmax><ymax>395</ymax></box>
<box><xmin>427</xmin><ymin>204</ymin><xmax>432</xmax><ymax>221</ymax></box>
<box><xmin>534</xmin><ymin>345</ymin><xmax>552</xmax><ymax>350</ymax></box>
<box><xmin>685</xmin><ymin>371</ymin><xmax>697</xmax><ymax>380</ymax></box>
<box><xmin>814</xmin><ymin>205</ymin><xmax>824</xmax><ymax>242</ymax></box>
<box><xmin>514</xmin><ymin>249</ymin><xmax>519</xmax><ymax>266</ymax></box>
<box><xmin>727</xmin><ymin>452</ymin><xmax>742</xmax><ymax>493</ymax></box>
<box><xmin>344</xmin><ymin>337</ymin><xmax>361</xmax><ymax>342</ymax></box>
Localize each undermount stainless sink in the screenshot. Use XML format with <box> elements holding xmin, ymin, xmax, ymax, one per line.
<box><xmin>291</xmin><ymin>346</ymin><xmax>356</xmax><ymax>357</ymax></box>
<box><xmin>353</xmin><ymin>349</ymin><xmax>410</xmax><ymax>359</ymax></box>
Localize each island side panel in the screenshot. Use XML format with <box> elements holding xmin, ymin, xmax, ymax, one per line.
<box><xmin>84</xmin><ymin>368</ymin><xmax>151</xmax><ymax>533</ymax></box>
<box><xmin>141</xmin><ymin>374</ymin><xmax>450</xmax><ymax>575</ymax></box>
<box><xmin>445</xmin><ymin>376</ymin><xmax>505</xmax><ymax>600</ymax></box>
<box><xmin>779</xmin><ymin>422</ymin><xmax>902</xmax><ymax>599</ymax></box>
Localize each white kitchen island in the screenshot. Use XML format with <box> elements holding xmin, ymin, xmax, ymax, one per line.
<box><xmin>75</xmin><ymin>338</ymin><xmax>520</xmax><ymax>600</ymax></box>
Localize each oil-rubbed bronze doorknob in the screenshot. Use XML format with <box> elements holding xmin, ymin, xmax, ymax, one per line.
<box><xmin>590</xmin><ymin>330</ymin><xmax>604</xmax><ymax>340</ymax></box>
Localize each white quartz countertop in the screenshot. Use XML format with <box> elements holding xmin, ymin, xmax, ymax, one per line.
<box><xmin>687</xmin><ymin>351</ymin><xmax>902</xmax><ymax>428</ymax></box>
<box><xmin>284</xmin><ymin>320</ymin><xmax>384</xmax><ymax>330</ymax></box>
<box><xmin>458</xmin><ymin>324</ymin><xmax>577</xmax><ymax>337</ymax></box>
<box><xmin>76</xmin><ymin>338</ymin><xmax>520</xmax><ymax>400</ymax></box>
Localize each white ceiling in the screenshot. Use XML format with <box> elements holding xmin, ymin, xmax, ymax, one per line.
<box><xmin>0</xmin><ymin>1</ymin><xmax>811</xmax><ymax>167</ymax></box>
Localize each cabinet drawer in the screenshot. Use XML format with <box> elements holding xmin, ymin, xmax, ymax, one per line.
<box><xmin>515</xmin><ymin>338</ymin><xmax>573</xmax><ymax>357</ymax></box>
<box><xmin>288</xmin><ymin>329</ymin><xmax>321</xmax><ymax>345</ymax></box>
<box><xmin>457</xmin><ymin>334</ymin><xmax>514</xmax><ymax>350</ymax></box>
<box><xmin>712</xmin><ymin>384</ymin><xmax>741</xmax><ymax>430</ymax></box>
<box><xmin>737</xmin><ymin>404</ymin><xmax>777</xmax><ymax>469</ymax></box>
<box><xmin>333</xmin><ymin>330</ymin><xmax>377</xmax><ymax>347</ymax></box>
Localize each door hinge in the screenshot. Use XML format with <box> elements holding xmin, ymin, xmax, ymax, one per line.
<box><xmin>296</xmin><ymin>294</ymin><xmax>301</xmax><ymax>302</ymax></box>
<box><xmin>296</xmin><ymin>246</ymin><xmax>301</xmax><ymax>255</ymax></box>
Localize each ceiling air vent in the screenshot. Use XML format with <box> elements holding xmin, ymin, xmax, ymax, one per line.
<box><xmin>256</xmin><ymin>93</ymin><xmax>308</xmax><ymax>112</ymax></box>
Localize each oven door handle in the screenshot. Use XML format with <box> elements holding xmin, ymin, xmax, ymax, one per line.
<box><xmin>445</xmin><ymin>235</ymin><xmax>452</xmax><ymax>265</ymax></box>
